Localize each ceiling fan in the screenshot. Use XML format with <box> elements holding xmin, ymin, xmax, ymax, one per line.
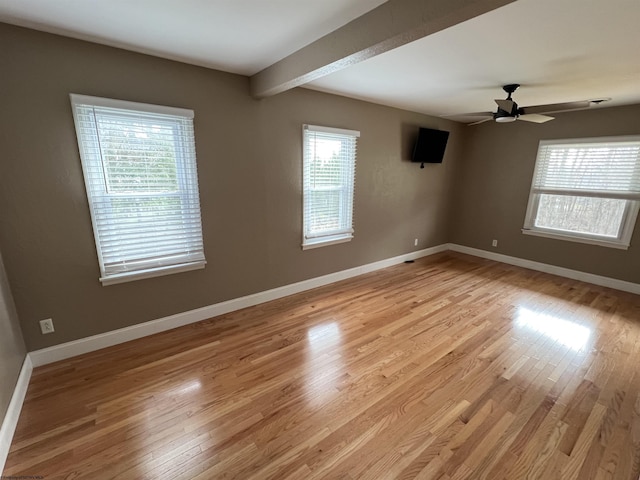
<box><xmin>456</xmin><ymin>84</ymin><xmax>609</xmax><ymax>125</ymax></box>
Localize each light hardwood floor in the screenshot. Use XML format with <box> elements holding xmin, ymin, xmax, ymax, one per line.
<box><xmin>4</xmin><ymin>253</ymin><xmax>640</xmax><ymax>479</ymax></box>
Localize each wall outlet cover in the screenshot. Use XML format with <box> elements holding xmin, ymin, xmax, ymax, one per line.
<box><xmin>39</xmin><ymin>318</ymin><xmax>55</xmax><ymax>334</ymax></box>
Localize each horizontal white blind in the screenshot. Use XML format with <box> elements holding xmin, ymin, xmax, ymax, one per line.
<box><xmin>532</xmin><ymin>138</ymin><xmax>640</xmax><ymax>199</ymax></box>
<box><xmin>303</xmin><ymin>125</ymin><xmax>359</xmax><ymax>244</ymax></box>
<box><xmin>71</xmin><ymin>94</ymin><xmax>205</xmax><ymax>280</ymax></box>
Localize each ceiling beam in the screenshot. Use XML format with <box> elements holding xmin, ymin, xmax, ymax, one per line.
<box><xmin>249</xmin><ymin>0</ymin><xmax>517</xmax><ymax>99</ymax></box>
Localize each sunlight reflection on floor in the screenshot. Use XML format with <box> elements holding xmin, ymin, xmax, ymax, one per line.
<box><xmin>515</xmin><ymin>306</ymin><xmax>591</xmax><ymax>351</ymax></box>
<box><xmin>307</xmin><ymin>322</ymin><xmax>342</xmax><ymax>352</ymax></box>
<box><xmin>171</xmin><ymin>379</ymin><xmax>203</xmax><ymax>395</ymax></box>
<box><xmin>304</xmin><ymin>322</ymin><xmax>345</xmax><ymax>406</ymax></box>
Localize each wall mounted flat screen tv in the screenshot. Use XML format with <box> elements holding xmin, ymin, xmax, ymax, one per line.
<box><xmin>412</xmin><ymin>127</ymin><xmax>450</xmax><ymax>167</ymax></box>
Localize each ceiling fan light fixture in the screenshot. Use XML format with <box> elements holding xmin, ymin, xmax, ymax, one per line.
<box><xmin>495</xmin><ymin>115</ymin><xmax>517</xmax><ymax>123</ymax></box>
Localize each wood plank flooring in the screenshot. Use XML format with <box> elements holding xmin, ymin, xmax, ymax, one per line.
<box><xmin>4</xmin><ymin>252</ymin><xmax>640</xmax><ymax>479</ymax></box>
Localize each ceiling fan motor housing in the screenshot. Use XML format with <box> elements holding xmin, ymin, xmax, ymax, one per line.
<box><xmin>493</xmin><ymin>84</ymin><xmax>521</xmax><ymax>121</ymax></box>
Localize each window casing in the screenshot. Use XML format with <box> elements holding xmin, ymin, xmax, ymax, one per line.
<box><xmin>523</xmin><ymin>136</ymin><xmax>640</xmax><ymax>249</ymax></box>
<box><xmin>302</xmin><ymin>125</ymin><xmax>359</xmax><ymax>249</ymax></box>
<box><xmin>70</xmin><ymin>94</ymin><xmax>206</xmax><ymax>285</ymax></box>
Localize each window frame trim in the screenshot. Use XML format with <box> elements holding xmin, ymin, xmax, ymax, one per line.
<box><xmin>301</xmin><ymin>124</ymin><xmax>360</xmax><ymax>250</ymax></box>
<box><xmin>100</xmin><ymin>261</ymin><xmax>206</xmax><ymax>286</ymax></box>
<box><xmin>522</xmin><ymin>136</ymin><xmax>640</xmax><ymax>250</ymax></box>
<box><xmin>70</xmin><ymin>94</ymin><xmax>205</xmax><ymax>285</ymax></box>
<box><xmin>70</xmin><ymin>94</ymin><xmax>194</xmax><ymax>119</ymax></box>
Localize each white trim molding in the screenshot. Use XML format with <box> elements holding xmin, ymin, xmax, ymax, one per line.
<box><xmin>448</xmin><ymin>244</ymin><xmax>640</xmax><ymax>295</ymax></box>
<box><xmin>521</xmin><ymin>228</ymin><xmax>630</xmax><ymax>250</ymax></box>
<box><xmin>100</xmin><ymin>261</ymin><xmax>206</xmax><ymax>286</ymax></box>
<box><xmin>29</xmin><ymin>244</ymin><xmax>449</xmax><ymax>367</ymax></box>
<box><xmin>0</xmin><ymin>355</ymin><xmax>32</xmax><ymax>474</ymax></box>
<box><xmin>522</xmin><ymin>136</ymin><xmax>640</xmax><ymax>251</ymax></box>
<box><xmin>27</xmin><ymin>242</ymin><xmax>640</xmax><ymax>368</ymax></box>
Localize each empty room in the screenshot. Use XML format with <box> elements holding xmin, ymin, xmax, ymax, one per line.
<box><xmin>1</xmin><ymin>0</ymin><xmax>640</xmax><ymax>478</ymax></box>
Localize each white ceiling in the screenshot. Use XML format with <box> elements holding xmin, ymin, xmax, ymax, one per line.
<box><xmin>307</xmin><ymin>0</ymin><xmax>640</xmax><ymax>117</ymax></box>
<box><xmin>0</xmin><ymin>0</ymin><xmax>387</xmax><ymax>74</ymax></box>
<box><xmin>1</xmin><ymin>0</ymin><xmax>639</xmax><ymax>119</ymax></box>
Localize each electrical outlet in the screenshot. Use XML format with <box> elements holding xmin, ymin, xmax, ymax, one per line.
<box><xmin>40</xmin><ymin>318</ymin><xmax>55</xmax><ymax>334</ymax></box>
<box><xmin>492</xmin><ymin>239</ymin><xmax>498</xmax><ymax>247</ymax></box>
<box><xmin>414</xmin><ymin>238</ymin><xmax>418</xmax><ymax>246</ymax></box>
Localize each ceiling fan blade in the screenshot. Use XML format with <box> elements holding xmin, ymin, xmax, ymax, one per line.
<box><xmin>442</xmin><ymin>111</ymin><xmax>493</xmax><ymax>118</ymax></box>
<box><xmin>520</xmin><ymin>100</ymin><xmax>592</xmax><ymax>115</ymax></box>
<box><xmin>469</xmin><ymin>118</ymin><xmax>493</xmax><ymax>126</ymax></box>
<box><xmin>518</xmin><ymin>113</ymin><xmax>554</xmax><ymax>123</ymax></box>
<box><xmin>495</xmin><ymin>99</ymin><xmax>515</xmax><ymax>112</ymax></box>
<box><xmin>442</xmin><ymin>112</ymin><xmax>493</xmax><ymax>124</ymax></box>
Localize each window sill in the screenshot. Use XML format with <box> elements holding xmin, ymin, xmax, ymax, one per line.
<box><xmin>302</xmin><ymin>235</ymin><xmax>352</xmax><ymax>250</ymax></box>
<box><xmin>100</xmin><ymin>261</ymin><xmax>206</xmax><ymax>286</ymax></box>
<box><xmin>521</xmin><ymin>229</ymin><xmax>629</xmax><ymax>250</ymax></box>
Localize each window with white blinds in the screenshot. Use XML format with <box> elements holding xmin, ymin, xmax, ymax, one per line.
<box><xmin>70</xmin><ymin>94</ymin><xmax>206</xmax><ymax>285</ymax></box>
<box><xmin>523</xmin><ymin>136</ymin><xmax>640</xmax><ymax>249</ymax></box>
<box><xmin>302</xmin><ymin>125</ymin><xmax>359</xmax><ymax>249</ymax></box>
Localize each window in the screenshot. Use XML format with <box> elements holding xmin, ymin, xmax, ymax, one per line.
<box><xmin>70</xmin><ymin>94</ymin><xmax>206</xmax><ymax>285</ymax></box>
<box><xmin>302</xmin><ymin>125</ymin><xmax>359</xmax><ymax>249</ymax></box>
<box><xmin>523</xmin><ymin>136</ymin><xmax>640</xmax><ymax>249</ymax></box>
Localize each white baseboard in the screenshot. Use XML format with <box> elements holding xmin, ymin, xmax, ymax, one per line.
<box><xmin>0</xmin><ymin>355</ymin><xmax>32</xmax><ymax>474</ymax></box>
<box><xmin>448</xmin><ymin>243</ymin><xmax>640</xmax><ymax>295</ymax></box>
<box><xmin>28</xmin><ymin>242</ymin><xmax>640</xmax><ymax>368</ymax></box>
<box><xmin>29</xmin><ymin>244</ymin><xmax>449</xmax><ymax>367</ymax></box>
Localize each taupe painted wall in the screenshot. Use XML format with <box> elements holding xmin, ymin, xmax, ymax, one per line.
<box><xmin>451</xmin><ymin>104</ymin><xmax>640</xmax><ymax>283</ymax></box>
<box><xmin>0</xmin><ymin>23</ymin><xmax>463</xmax><ymax>351</ymax></box>
<box><xmin>0</xmin><ymin>247</ymin><xmax>26</xmax><ymax>422</ymax></box>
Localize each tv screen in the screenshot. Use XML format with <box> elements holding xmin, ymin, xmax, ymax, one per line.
<box><xmin>412</xmin><ymin>127</ymin><xmax>449</xmax><ymax>166</ymax></box>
